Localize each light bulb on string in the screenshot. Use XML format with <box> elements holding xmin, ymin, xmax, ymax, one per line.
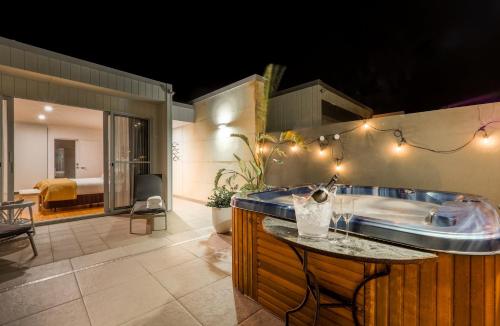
<box><xmin>335</xmin><ymin>159</ymin><xmax>343</xmax><ymax>171</ymax></box>
<box><xmin>479</xmin><ymin>128</ymin><xmax>492</xmax><ymax>146</ymax></box>
<box><xmin>394</xmin><ymin>140</ymin><xmax>405</xmax><ymax>153</ymax></box>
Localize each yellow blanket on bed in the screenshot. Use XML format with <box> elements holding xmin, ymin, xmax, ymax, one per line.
<box><xmin>34</xmin><ymin>178</ymin><xmax>77</xmax><ymax>202</ymax></box>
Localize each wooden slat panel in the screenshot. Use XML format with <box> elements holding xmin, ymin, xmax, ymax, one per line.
<box><xmin>243</xmin><ymin>208</ymin><xmax>248</xmax><ymax>294</ymax></box>
<box><xmin>403</xmin><ymin>264</ymin><xmax>419</xmax><ymax>326</ymax></box>
<box><xmin>470</xmin><ymin>256</ymin><xmax>485</xmax><ymax>326</ymax></box>
<box><xmin>454</xmin><ymin>255</ymin><xmax>471</xmax><ymax>326</ymax></box>
<box><xmin>232</xmin><ymin>208</ymin><xmax>237</xmax><ymax>286</ymax></box>
<box><xmin>364</xmin><ymin>263</ymin><xmax>376</xmax><ymax>326</ymax></box>
<box><xmin>495</xmin><ymin>255</ymin><xmax>500</xmax><ymax>326</ymax></box>
<box><xmin>483</xmin><ymin>256</ymin><xmax>495</xmax><ymax>326</ymax></box>
<box><xmin>419</xmin><ymin>260</ymin><xmax>437</xmax><ymax>325</ymax></box>
<box><xmin>437</xmin><ymin>253</ymin><xmax>454</xmax><ymax>326</ymax></box>
<box><xmin>388</xmin><ymin>264</ymin><xmax>403</xmax><ymax>326</ymax></box>
<box><xmin>375</xmin><ymin>264</ymin><xmax>389</xmax><ymax>325</ymax></box>
<box><xmin>238</xmin><ymin>208</ymin><xmax>244</xmax><ymax>289</ymax></box>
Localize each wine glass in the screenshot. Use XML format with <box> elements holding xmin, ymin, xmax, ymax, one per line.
<box><xmin>330</xmin><ymin>196</ymin><xmax>343</xmax><ymax>243</ymax></box>
<box><xmin>342</xmin><ymin>197</ymin><xmax>355</xmax><ymax>242</ymax></box>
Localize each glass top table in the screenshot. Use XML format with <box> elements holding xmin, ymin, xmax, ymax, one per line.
<box><xmin>262</xmin><ymin>216</ymin><xmax>437</xmax><ymax>264</ymax></box>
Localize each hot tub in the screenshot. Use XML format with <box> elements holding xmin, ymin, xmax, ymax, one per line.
<box><xmin>231</xmin><ymin>185</ymin><xmax>500</xmax><ymax>254</ymax></box>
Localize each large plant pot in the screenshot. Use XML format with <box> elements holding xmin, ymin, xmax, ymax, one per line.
<box><xmin>212</xmin><ymin>207</ymin><xmax>232</xmax><ymax>233</ymax></box>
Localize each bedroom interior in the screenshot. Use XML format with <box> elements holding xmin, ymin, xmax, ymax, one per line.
<box><xmin>12</xmin><ymin>98</ymin><xmax>105</xmax><ymax>221</ymax></box>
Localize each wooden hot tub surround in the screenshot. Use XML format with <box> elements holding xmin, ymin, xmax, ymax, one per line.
<box><xmin>232</xmin><ymin>207</ymin><xmax>500</xmax><ymax>326</ymax></box>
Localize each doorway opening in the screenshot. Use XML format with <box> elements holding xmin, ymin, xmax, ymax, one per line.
<box><xmin>13</xmin><ymin>98</ymin><xmax>104</xmax><ymax>221</ymax></box>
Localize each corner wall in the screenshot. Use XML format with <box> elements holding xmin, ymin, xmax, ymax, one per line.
<box><xmin>265</xmin><ymin>103</ymin><xmax>500</xmax><ymax>206</ymax></box>
<box><xmin>173</xmin><ymin>80</ymin><xmax>258</xmax><ymax>202</ymax></box>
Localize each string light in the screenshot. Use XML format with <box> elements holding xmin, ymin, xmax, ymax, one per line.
<box><xmin>335</xmin><ymin>159</ymin><xmax>343</xmax><ymax>171</ymax></box>
<box><xmin>265</xmin><ymin>116</ymin><xmax>499</xmax><ymax>174</ymax></box>
<box><xmin>479</xmin><ymin>127</ymin><xmax>492</xmax><ymax>146</ymax></box>
<box><xmin>394</xmin><ymin>142</ymin><xmax>404</xmax><ymax>153</ymax></box>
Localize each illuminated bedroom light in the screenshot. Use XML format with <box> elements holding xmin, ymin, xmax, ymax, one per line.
<box><xmin>333</xmin><ymin>134</ymin><xmax>340</xmax><ymax>140</ymax></box>
<box><xmin>335</xmin><ymin>161</ymin><xmax>343</xmax><ymax>171</ymax></box>
<box><xmin>37</xmin><ymin>114</ymin><xmax>46</xmax><ymax>120</ymax></box>
<box><xmin>290</xmin><ymin>144</ymin><xmax>298</xmax><ymax>152</ymax></box>
<box><xmin>363</xmin><ymin>121</ymin><xmax>370</xmax><ymax>129</ymax></box>
<box><xmin>44</xmin><ymin>105</ymin><xmax>53</xmax><ymax>112</ymax></box>
<box><xmin>319</xmin><ymin>135</ymin><xmax>325</xmax><ymax>142</ymax></box>
<box><xmin>218</xmin><ymin>124</ymin><xmax>227</xmax><ymax>129</ymax></box>
<box><xmin>319</xmin><ymin>148</ymin><xmax>325</xmax><ymax>156</ymax></box>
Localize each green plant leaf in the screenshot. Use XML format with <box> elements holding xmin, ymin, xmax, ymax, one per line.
<box><xmin>274</xmin><ymin>148</ymin><xmax>286</xmax><ymax>157</ymax></box>
<box><xmin>214</xmin><ymin>168</ymin><xmax>226</xmax><ymax>188</ymax></box>
<box><xmin>230</xmin><ymin>133</ymin><xmax>249</xmax><ymax>147</ymax></box>
<box><xmin>257</xmin><ymin>133</ymin><xmax>278</xmax><ymax>144</ymax></box>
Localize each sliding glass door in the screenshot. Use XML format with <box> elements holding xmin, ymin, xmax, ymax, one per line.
<box><xmin>106</xmin><ymin>113</ymin><xmax>150</xmax><ymax>213</ymax></box>
<box><xmin>0</xmin><ymin>96</ymin><xmax>14</xmax><ymax>202</ymax></box>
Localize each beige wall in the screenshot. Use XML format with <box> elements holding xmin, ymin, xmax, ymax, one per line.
<box><xmin>173</xmin><ymin>79</ymin><xmax>258</xmax><ymax>202</ymax></box>
<box><xmin>266</xmin><ymin>103</ymin><xmax>500</xmax><ymax>206</ymax></box>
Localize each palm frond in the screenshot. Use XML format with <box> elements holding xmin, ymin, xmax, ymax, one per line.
<box><xmin>230</xmin><ymin>133</ymin><xmax>250</xmax><ymax>147</ymax></box>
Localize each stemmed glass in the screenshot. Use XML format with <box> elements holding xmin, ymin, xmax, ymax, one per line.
<box><xmin>330</xmin><ymin>196</ymin><xmax>343</xmax><ymax>243</ymax></box>
<box><xmin>342</xmin><ymin>197</ymin><xmax>355</xmax><ymax>242</ymax></box>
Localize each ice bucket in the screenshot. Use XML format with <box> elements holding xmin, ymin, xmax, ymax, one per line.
<box><xmin>292</xmin><ymin>194</ymin><xmax>332</xmax><ymax>239</ymax></box>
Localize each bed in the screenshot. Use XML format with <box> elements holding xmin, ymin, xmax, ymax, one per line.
<box><xmin>35</xmin><ymin>177</ymin><xmax>104</xmax><ymax>210</ymax></box>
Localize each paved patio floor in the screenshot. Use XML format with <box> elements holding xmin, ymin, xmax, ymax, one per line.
<box><xmin>0</xmin><ymin>198</ymin><xmax>281</xmax><ymax>326</ymax></box>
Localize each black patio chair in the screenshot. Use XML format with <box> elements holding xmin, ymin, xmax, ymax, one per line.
<box><xmin>0</xmin><ymin>223</ymin><xmax>38</xmax><ymax>256</ymax></box>
<box><xmin>129</xmin><ymin>174</ymin><xmax>167</xmax><ymax>234</ymax></box>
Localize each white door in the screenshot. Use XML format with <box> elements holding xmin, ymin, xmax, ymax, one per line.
<box><xmin>76</xmin><ymin>140</ymin><xmax>102</xmax><ymax>178</ymax></box>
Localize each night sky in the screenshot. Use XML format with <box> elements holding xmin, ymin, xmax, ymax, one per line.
<box><xmin>3</xmin><ymin>1</ymin><xmax>500</xmax><ymax>114</ymax></box>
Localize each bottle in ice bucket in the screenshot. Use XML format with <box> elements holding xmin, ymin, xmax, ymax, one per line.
<box><xmin>293</xmin><ymin>179</ymin><xmax>337</xmax><ymax>239</ymax></box>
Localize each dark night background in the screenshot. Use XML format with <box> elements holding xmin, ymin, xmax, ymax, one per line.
<box><xmin>2</xmin><ymin>1</ymin><xmax>500</xmax><ymax>114</ymax></box>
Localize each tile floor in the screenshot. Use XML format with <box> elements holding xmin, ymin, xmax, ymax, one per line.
<box><xmin>0</xmin><ymin>197</ymin><xmax>282</xmax><ymax>325</ymax></box>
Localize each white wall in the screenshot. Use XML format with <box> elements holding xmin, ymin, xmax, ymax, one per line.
<box><xmin>47</xmin><ymin>125</ymin><xmax>103</xmax><ymax>179</ymax></box>
<box><xmin>13</xmin><ymin>123</ymin><xmax>103</xmax><ymax>191</ymax></box>
<box><xmin>14</xmin><ymin>122</ymin><xmax>47</xmax><ymax>191</ymax></box>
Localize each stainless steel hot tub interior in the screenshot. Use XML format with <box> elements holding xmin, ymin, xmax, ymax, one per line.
<box><xmin>231</xmin><ymin>185</ymin><xmax>500</xmax><ymax>254</ymax></box>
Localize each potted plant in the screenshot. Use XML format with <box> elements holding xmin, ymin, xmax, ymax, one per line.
<box><xmin>206</xmin><ymin>186</ymin><xmax>236</xmax><ymax>233</ymax></box>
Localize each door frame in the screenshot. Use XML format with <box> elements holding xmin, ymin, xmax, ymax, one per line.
<box><xmin>0</xmin><ymin>96</ymin><xmax>14</xmax><ymax>202</ymax></box>
<box><xmin>104</xmin><ymin>111</ymin><xmax>152</xmax><ymax>214</ymax></box>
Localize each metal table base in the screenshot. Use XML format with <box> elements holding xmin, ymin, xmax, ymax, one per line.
<box><xmin>285</xmin><ymin>246</ymin><xmax>390</xmax><ymax>326</ymax></box>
